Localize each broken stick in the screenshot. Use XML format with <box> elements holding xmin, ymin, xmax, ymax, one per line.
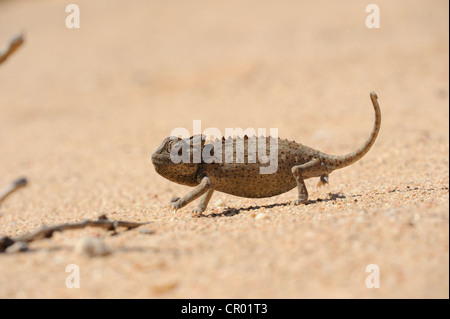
<box><xmin>0</xmin><ymin>215</ymin><xmax>150</xmax><ymax>253</ymax></box>
<box><xmin>0</xmin><ymin>177</ymin><xmax>27</xmax><ymax>206</ymax></box>
<box><xmin>0</xmin><ymin>33</ymin><xmax>24</xmax><ymax>65</ymax></box>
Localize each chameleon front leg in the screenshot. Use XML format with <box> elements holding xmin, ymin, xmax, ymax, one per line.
<box><xmin>170</xmin><ymin>176</ymin><xmax>212</xmax><ymax>211</ymax></box>
<box><xmin>291</xmin><ymin>158</ymin><xmax>320</xmax><ymax>205</ymax></box>
<box><xmin>191</xmin><ymin>189</ymin><xmax>215</xmax><ymax>214</ymax></box>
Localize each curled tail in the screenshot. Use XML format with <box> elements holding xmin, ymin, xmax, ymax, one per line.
<box><xmin>325</xmin><ymin>91</ymin><xmax>381</xmax><ymax>170</ymax></box>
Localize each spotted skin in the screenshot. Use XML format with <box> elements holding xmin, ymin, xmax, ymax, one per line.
<box><xmin>152</xmin><ymin>92</ymin><xmax>381</xmax><ymax>213</ymax></box>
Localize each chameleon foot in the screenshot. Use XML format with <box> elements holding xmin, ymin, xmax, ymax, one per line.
<box><xmin>291</xmin><ymin>198</ymin><xmax>308</xmax><ymax>206</ymax></box>
<box><xmin>168</xmin><ymin>199</ymin><xmax>181</xmax><ymax>211</ymax></box>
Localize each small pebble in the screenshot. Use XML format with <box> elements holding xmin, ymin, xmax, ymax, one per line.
<box><xmin>254</xmin><ymin>213</ymin><xmax>268</xmax><ymax>220</ymax></box>
<box><xmin>214</xmin><ymin>199</ymin><xmax>227</xmax><ymax>208</ymax></box>
<box><xmin>75</xmin><ymin>237</ymin><xmax>111</xmax><ymax>257</ymax></box>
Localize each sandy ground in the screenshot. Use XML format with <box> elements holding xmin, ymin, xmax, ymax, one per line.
<box><xmin>0</xmin><ymin>0</ymin><xmax>448</xmax><ymax>299</ymax></box>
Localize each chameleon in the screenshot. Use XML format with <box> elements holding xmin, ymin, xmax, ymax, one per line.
<box><xmin>152</xmin><ymin>92</ymin><xmax>381</xmax><ymax>213</ymax></box>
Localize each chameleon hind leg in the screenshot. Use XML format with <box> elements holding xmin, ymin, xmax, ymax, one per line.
<box><xmin>169</xmin><ymin>176</ymin><xmax>212</xmax><ymax>211</ymax></box>
<box><xmin>291</xmin><ymin>158</ymin><xmax>320</xmax><ymax>205</ymax></box>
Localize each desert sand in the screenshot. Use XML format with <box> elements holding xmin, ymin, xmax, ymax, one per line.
<box><xmin>0</xmin><ymin>0</ymin><xmax>448</xmax><ymax>298</ymax></box>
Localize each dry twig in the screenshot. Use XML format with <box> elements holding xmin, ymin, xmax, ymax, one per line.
<box><xmin>0</xmin><ymin>215</ymin><xmax>149</xmax><ymax>253</ymax></box>
<box><xmin>1</xmin><ymin>34</ymin><xmax>27</xmax><ymax>206</ymax></box>
<box><xmin>0</xmin><ymin>33</ymin><xmax>24</xmax><ymax>65</ymax></box>
<box><xmin>0</xmin><ymin>177</ymin><xmax>28</xmax><ymax>206</ymax></box>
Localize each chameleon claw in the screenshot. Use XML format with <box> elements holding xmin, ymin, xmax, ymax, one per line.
<box><xmin>167</xmin><ymin>196</ymin><xmax>181</xmax><ymax>210</ymax></box>
<box><xmin>317</xmin><ymin>174</ymin><xmax>329</xmax><ymax>188</ymax></box>
<box><xmin>168</xmin><ymin>199</ymin><xmax>181</xmax><ymax>211</ymax></box>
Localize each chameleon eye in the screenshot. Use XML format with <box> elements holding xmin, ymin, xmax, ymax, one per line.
<box><xmin>168</xmin><ymin>139</ymin><xmax>179</xmax><ymax>150</ymax></box>
<box><xmin>169</xmin><ymin>140</ymin><xmax>185</xmax><ymax>156</ymax></box>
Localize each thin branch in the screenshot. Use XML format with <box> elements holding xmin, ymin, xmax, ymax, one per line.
<box><xmin>0</xmin><ymin>33</ymin><xmax>24</xmax><ymax>65</ymax></box>
<box><xmin>0</xmin><ymin>177</ymin><xmax>28</xmax><ymax>206</ymax></box>
<box><xmin>0</xmin><ymin>215</ymin><xmax>150</xmax><ymax>252</ymax></box>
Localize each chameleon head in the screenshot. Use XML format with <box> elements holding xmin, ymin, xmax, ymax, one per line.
<box><xmin>151</xmin><ymin>135</ymin><xmax>204</xmax><ymax>187</ymax></box>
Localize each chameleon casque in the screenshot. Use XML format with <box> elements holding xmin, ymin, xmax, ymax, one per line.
<box><xmin>152</xmin><ymin>92</ymin><xmax>381</xmax><ymax>213</ymax></box>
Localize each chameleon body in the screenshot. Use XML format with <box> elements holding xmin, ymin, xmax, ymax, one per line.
<box><xmin>152</xmin><ymin>92</ymin><xmax>381</xmax><ymax>213</ymax></box>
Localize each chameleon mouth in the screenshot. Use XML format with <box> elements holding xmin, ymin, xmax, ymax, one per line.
<box><xmin>151</xmin><ymin>153</ymin><xmax>166</xmax><ymax>166</ymax></box>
